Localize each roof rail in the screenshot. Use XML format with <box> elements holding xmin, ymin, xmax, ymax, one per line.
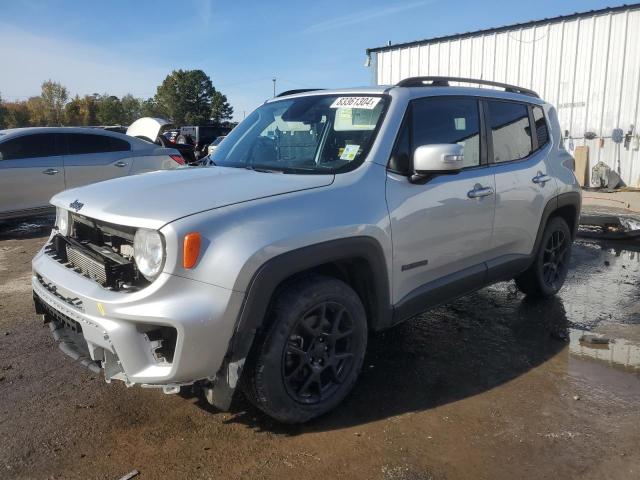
<box><xmin>276</xmin><ymin>88</ymin><xmax>324</xmax><ymax>98</ymax></box>
<box><xmin>395</xmin><ymin>76</ymin><xmax>539</xmax><ymax>98</ymax></box>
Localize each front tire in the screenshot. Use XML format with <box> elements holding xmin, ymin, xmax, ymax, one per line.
<box><xmin>242</xmin><ymin>275</ymin><xmax>368</xmax><ymax>423</ymax></box>
<box><xmin>516</xmin><ymin>216</ymin><xmax>572</xmax><ymax>297</ymax></box>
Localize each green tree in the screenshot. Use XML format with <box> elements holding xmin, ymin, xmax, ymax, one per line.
<box><xmin>41</xmin><ymin>80</ymin><xmax>68</xmax><ymax>125</ymax></box>
<box><xmin>64</xmin><ymin>95</ymin><xmax>82</xmax><ymax>127</ymax></box>
<box><xmin>96</xmin><ymin>94</ymin><xmax>124</xmax><ymax>125</ymax></box>
<box><xmin>64</xmin><ymin>94</ymin><xmax>99</xmax><ymax>126</ymax></box>
<box><xmin>77</xmin><ymin>95</ymin><xmax>99</xmax><ymax>125</ymax></box>
<box><xmin>3</xmin><ymin>101</ymin><xmax>31</xmax><ymax>128</ymax></box>
<box><xmin>84</xmin><ymin>95</ymin><xmax>99</xmax><ymax>125</ymax></box>
<box><xmin>27</xmin><ymin>96</ymin><xmax>47</xmax><ymax>126</ymax></box>
<box><xmin>210</xmin><ymin>90</ymin><xmax>233</xmax><ymax>123</ymax></box>
<box><xmin>140</xmin><ymin>97</ymin><xmax>164</xmax><ymax>118</ymax></box>
<box><xmin>64</xmin><ymin>95</ymin><xmax>83</xmax><ymax>125</ymax></box>
<box><xmin>121</xmin><ymin>94</ymin><xmax>142</xmax><ymax>124</ymax></box>
<box><xmin>155</xmin><ymin>69</ymin><xmax>216</xmax><ymax>124</ymax></box>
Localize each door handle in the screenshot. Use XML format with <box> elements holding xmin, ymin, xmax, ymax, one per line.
<box><xmin>532</xmin><ymin>172</ymin><xmax>551</xmax><ymax>185</ymax></box>
<box><xmin>114</xmin><ymin>161</ymin><xmax>128</xmax><ymax>168</ymax></box>
<box><xmin>42</xmin><ymin>168</ymin><xmax>59</xmax><ymax>175</ymax></box>
<box><xmin>467</xmin><ymin>185</ymin><xmax>494</xmax><ymax>198</ymax></box>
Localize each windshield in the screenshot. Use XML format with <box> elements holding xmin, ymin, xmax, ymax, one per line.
<box><xmin>211</xmin><ymin>136</ymin><xmax>225</xmax><ymax>146</ymax></box>
<box><xmin>211</xmin><ymin>94</ymin><xmax>388</xmax><ymax>173</ymax></box>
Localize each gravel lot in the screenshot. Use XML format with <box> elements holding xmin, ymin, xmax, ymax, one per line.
<box><xmin>1</xmin><ymin>215</ymin><xmax>639</xmax><ymax>480</ymax></box>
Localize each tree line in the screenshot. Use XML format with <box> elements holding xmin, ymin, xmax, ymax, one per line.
<box><xmin>0</xmin><ymin>69</ymin><xmax>234</xmax><ymax>129</ymax></box>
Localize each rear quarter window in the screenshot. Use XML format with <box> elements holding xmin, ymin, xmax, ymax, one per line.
<box><xmin>109</xmin><ymin>137</ymin><xmax>131</xmax><ymax>152</ymax></box>
<box><xmin>532</xmin><ymin>106</ymin><xmax>549</xmax><ymax>148</ymax></box>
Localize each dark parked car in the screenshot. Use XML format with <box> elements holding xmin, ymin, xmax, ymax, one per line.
<box><xmin>162</xmin><ymin>129</ymin><xmax>180</xmax><ymax>144</ymax></box>
<box><xmin>177</xmin><ymin>125</ymin><xmax>233</xmax><ymax>160</ymax></box>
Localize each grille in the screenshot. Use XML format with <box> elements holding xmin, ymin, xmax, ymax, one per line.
<box><xmin>66</xmin><ymin>243</ymin><xmax>107</xmax><ymax>284</ymax></box>
<box><xmin>46</xmin><ymin>213</ymin><xmax>146</xmax><ymax>291</ymax></box>
<box><xmin>35</xmin><ymin>293</ymin><xmax>83</xmax><ymax>334</ymax></box>
<box><xmin>36</xmin><ymin>274</ymin><xmax>84</xmax><ymax>311</ymax></box>
<box><xmin>34</xmin><ymin>293</ymin><xmax>102</xmax><ymax>374</ymax></box>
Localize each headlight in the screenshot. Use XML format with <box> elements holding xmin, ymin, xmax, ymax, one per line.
<box><xmin>55</xmin><ymin>207</ymin><xmax>70</xmax><ymax>236</ymax></box>
<box><xmin>133</xmin><ymin>228</ymin><xmax>165</xmax><ymax>281</ymax></box>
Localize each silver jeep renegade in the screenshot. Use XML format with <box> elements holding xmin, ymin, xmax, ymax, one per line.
<box><xmin>32</xmin><ymin>77</ymin><xmax>581</xmax><ymax>423</ymax></box>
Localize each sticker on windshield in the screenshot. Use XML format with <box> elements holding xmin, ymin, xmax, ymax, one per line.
<box><xmin>340</xmin><ymin>144</ymin><xmax>360</xmax><ymax>161</ymax></box>
<box><xmin>330</xmin><ymin>97</ymin><xmax>381</xmax><ymax>110</ymax></box>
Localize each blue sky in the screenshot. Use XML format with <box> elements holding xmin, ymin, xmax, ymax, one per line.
<box><xmin>0</xmin><ymin>0</ymin><xmax>623</xmax><ymax>120</ymax></box>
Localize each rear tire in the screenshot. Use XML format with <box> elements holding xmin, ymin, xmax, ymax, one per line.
<box><xmin>242</xmin><ymin>275</ymin><xmax>367</xmax><ymax>424</ymax></box>
<box><xmin>515</xmin><ymin>216</ymin><xmax>572</xmax><ymax>297</ymax></box>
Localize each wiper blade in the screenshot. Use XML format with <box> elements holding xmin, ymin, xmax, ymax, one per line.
<box><xmin>244</xmin><ymin>165</ymin><xmax>283</xmax><ymax>173</ymax></box>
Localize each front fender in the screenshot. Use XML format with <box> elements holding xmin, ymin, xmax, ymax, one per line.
<box><xmin>205</xmin><ymin>235</ymin><xmax>393</xmax><ymax>410</ymax></box>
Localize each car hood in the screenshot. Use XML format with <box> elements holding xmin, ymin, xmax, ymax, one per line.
<box><xmin>50</xmin><ymin>166</ymin><xmax>334</xmax><ymax>229</ymax></box>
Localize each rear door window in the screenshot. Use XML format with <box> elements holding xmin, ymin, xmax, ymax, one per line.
<box><xmin>487</xmin><ymin>101</ymin><xmax>532</xmax><ymax>163</ymax></box>
<box><xmin>66</xmin><ymin>133</ymin><xmax>130</xmax><ymax>155</ymax></box>
<box><xmin>410</xmin><ymin>97</ymin><xmax>481</xmax><ymax>168</ymax></box>
<box><xmin>0</xmin><ymin>133</ymin><xmax>61</xmax><ymax>160</ymax></box>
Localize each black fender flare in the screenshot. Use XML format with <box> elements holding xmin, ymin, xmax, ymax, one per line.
<box><xmin>485</xmin><ymin>191</ymin><xmax>582</xmax><ymax>285</ymax></box>
<box><xmin>531</xmin><ymin>191</ymin><xmax>581</xmax><ymax>257</ymax></box>
<box><xmin>205</xmin><ymin>236</ymin><xmax>392</xmax><ymax>410</ymax></box>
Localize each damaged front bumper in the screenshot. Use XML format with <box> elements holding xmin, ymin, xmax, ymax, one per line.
<box><xmin>32</xmin><ymin>244</ymin><xmax>244</xmax><ymax>392</ymax></box>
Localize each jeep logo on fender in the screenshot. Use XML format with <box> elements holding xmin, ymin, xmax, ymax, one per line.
<box><xmin>69</xmin><ymin>200</ymin><xmax>84</xmax><ymax>212</ymax></box>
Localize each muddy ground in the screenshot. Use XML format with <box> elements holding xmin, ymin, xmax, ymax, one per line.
<box><xmin>1</xmin><ymin>215</ymin><xmax>639</xmax><ymax>480</ymax></box>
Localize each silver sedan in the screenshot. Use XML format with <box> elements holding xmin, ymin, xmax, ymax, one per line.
<box><xmin>0</xmin><ymin>127</ymin><xmax>185</xmax><ymax>219</ymax></box>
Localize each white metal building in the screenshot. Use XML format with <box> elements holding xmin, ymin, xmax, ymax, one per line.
<box><xmin>366</xmin><ymin>4</ymin><xmax>640</xmax><ymax>186</ymax></box>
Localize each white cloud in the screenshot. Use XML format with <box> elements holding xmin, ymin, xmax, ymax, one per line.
<box><xmin>305</xmin><ymin>1</ymin><xmax>434</xmax><ymax>33</ymax></box>
<box><xmin>0</xmin><ymin>23</ymin><xmax>167</xmax><ymax>101</ymax></box>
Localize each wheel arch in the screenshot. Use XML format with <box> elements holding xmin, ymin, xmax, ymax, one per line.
<box><xmin>532</xmin><ymin>191</ymin><xmax>581</xmax><ymax>256</ymax></box>
<box><xmin>204</xmin><ymin>236</ymin><xmax>393</xmax><ymax>410</ymax></box>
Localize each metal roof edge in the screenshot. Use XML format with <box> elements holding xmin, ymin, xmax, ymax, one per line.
<box><xmin>366</xmin><ymin>3</ymin><xmax>640</xmax><ymax>54</ymax></box>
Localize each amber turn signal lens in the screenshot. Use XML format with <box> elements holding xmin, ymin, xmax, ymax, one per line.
<box><xmin>183</xmin><ymin>232</ymin><xmax>201</xmax><ymax>269</ymax></box>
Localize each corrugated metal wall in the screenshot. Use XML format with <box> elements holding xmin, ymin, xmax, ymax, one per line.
<box><xmin>372</xmin><ymin>7</ymin><xmax>640</xmax><ymax>186</ymax></box>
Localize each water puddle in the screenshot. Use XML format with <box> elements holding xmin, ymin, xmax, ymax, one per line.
<box><xmin>560</xmin><ymin>241</ymin><xmax>640</xmax><ymax>398</ymax></box>
<box><xmin>569</xmin><ymin>329</ymin><xmax>640</xmax><ymax>370</ymax></box>
<box><xmin>567</xmin><ymin>328</ymin><xmax>640</xmax><ymax>402</ymax></box>
<box><xmin>0</xmin><ymin>214</ymin><xmax>54</xmax><ymax>240</ymax></box>
<box><xmin>560</xmin><ymin>240</ymin><xmax>640</xmax><ymax>330</ymax></box>
<box><xmin>482</xmin><ymin>238</ymin><xmax>640</xmax><ymax>398</ymax></box>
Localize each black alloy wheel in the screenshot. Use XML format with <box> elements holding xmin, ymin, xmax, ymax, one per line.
<box><xmin>242</xmin><ymin>275</ymin><xmax>367</xmax><ymax>423</ymax></box>
<box><xmin>282</xmin><ymin>301</ymin><xmax>356</xmax><ymax>404</ymax></box>
<box><xmin>515</xmin><ymin>216</ymin><xmax>572</xmax><ymax>297</ymax></box>
<box><xmin>542</xmin><ymin>229</ymin><xmax>569</xmax><ymax>289</ymax></box>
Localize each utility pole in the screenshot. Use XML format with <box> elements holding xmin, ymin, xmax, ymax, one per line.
<box><xmin>272</xmin><ymin>78</ymin><xmax>276</xmax><ymax>97</ymax></box>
